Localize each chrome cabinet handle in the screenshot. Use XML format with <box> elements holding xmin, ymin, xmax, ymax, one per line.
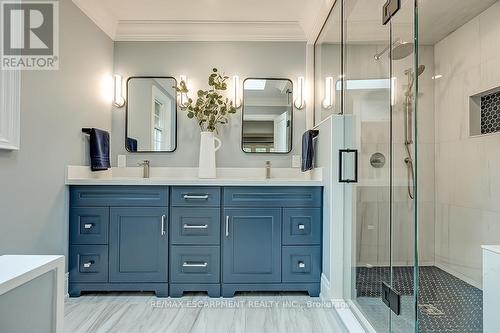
<box><xmin>298</xmin><ymin>224</ymin><xmax>305</xmax><ymax>230</ymax></box>
<box><xmin>161</xmin><ymin>215</ymin><xmax>166</xmax><ymax>236</ymax></box>
<box><xmin>84</xmin><ymin>223</ymin><xmax>93</xmax><ymax>229</ymax></box>
<box><xmin>225</xmin><ymin>216</ymin><xmax>229</xmax><ymax>237</ymax></box>
<box><xmin>182</xmin><ymin>262</ymin><xmax>208</xmax><ymax>268</ymax></box>
<box><xmin>183</xmin><ymin>224</ymin><xmax>208</xmax><ymax>229</ymax></box>
<box><xmin>83</xmin><ymin>261</ymin><xmax>94</xmax><ymax>268</ymax></box>
<box><xmin>298</xmin><ymin>261</ymin><xmax>306</xmax><ymax>268</ymax></box>
<box><xmin>183</xmin><ymin>194</ymin><xmax>209</xmax><ymax>200</ymax></box>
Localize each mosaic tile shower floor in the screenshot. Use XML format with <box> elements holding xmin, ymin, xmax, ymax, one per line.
<box><xmin>356</xmin><ymin>266</ymin><xmax>483</xmax><ymax>333</ymax></box>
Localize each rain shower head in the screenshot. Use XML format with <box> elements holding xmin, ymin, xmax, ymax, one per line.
<box><xmin>374</xmin><ymin>40</ymin><xmax>415</xmax><ymax>61</ymax></box>
<box><xmin>392</xmin><ymin>42</ymin><xmax>414</xmax><ymax>60</ymax></box>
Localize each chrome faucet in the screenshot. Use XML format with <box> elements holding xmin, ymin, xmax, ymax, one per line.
<box><xmin>138</xmin><ymin>160</ymin><xmax>150</xmax><ymax>178</ymax></box>
<box><xmin>265</xmin><ymin>161</ymin><xmax>271</xmax><ymax>179</ymax></box>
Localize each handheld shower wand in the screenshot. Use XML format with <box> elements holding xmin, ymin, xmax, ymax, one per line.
<box><xmin>403</xmin><ymin>65</ymin><xmax>425</xmax><ymax>200</ymax></box>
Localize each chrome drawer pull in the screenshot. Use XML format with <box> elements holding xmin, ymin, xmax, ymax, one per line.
<box><xmin>83</xmin><ymin>261</ymin><xmax>94</xmax><ymax>268</ymax></box>
<box><xmin>182</xmin><ymin>262</ymin><xmax>208</xmax><ymax>268</ymax></box>
<box><xmin>298</xmin><ymin>224</ymin><xmax>305</xmax><ymax>230</ymax></box>
<box><xmin>84</xmin><ymin>223</ymin><xmax>93</xmax><ymax>229</ymax></box>
<box><xmin>161</xmin><ymin>215</ymin><xmax>166</xmax><ymax>236</ymax></box>
<box><xmin>225</xmin><ymin>216</ymin><xmax>229</xmax><ymax>237</ymax></box>
<box><xmin>183</xmin><ymin>224</ymin><xmax>209</xmax><ymax>230</ymax></box>
<box><xmin>183</xmin><ymin>194</ymin><xmax>209</xmax><ymax>200</ymax></box>
<box><xmin>298</xmin><ymin>261</ymin><xmax>306</xmax><ymax>268</ymax></box>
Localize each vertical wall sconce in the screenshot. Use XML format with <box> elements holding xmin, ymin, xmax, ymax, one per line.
<box><xmin>322</xmin><ymin>76</ymin><xmax>335</xmax><ymax>109</ymax></box>
<box><xmin>294</xmin><ymin>76</ymin><xmax>305</xmax><ymax>110</ymax></box>
<box><xmin>232</xmin><ymin>75</ymin><xmax>242</xmax><ymax>109</ymax></box>
<box><xmin>391</xmin><ymin>77</ymin><xmax>397</xmax><ymax>106</ymax></box>
<box><xmin>113</xmin><ymin>74</ymin><xmax>125</xmax><ymax>108</ymax></box>
<box><xmin>179</xmin><ymin>75</ymin><xmax>189</xmax><ymax>108</ymax></box>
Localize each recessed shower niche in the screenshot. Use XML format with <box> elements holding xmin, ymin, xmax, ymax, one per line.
<box><xmin>469</xmin><ymin>88</ymin><xmax>500</xmax><ymax>136</ymax></box>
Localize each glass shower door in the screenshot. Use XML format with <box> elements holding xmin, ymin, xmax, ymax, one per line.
<box><xmin>342</xmin><ymin>0</ymin><xmax>392</xmax><ymax>331</ymax></box>
<box><xmin>388</xmin><ymin>0</ymin><xmax>418</xmax><ymax>331</ymax></box>
<box><xmin>342</xmin><ymin>0</ymin><xmax>418</xmax><ymax>332</ymax></box>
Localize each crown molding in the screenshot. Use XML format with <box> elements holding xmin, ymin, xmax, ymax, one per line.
<box><xmin>73</xmin><ymin>0</ymin><xmax>118</xmax><ymax>39</ymax></box>
<box><xmin>72</xmin><ymin>1</ymin><xmax>306</xmax><ymax>42</ymax></box>
<box><xmin>302</xmin><ymin>0</ymin><xmax>335</xmax><ymax>44</ymax></box>
<box><xmin>115</xmin><ymin>20</ymin><xmax>306</xmax><ymax>42</ymax></box>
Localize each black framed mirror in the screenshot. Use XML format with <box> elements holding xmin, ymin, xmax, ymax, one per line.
<box><xmin>126</xmin><ymin>76</ymin><xmax>177</xmax><ymax>152</ymax></box>
<box><xmin>241</xmin><ymin>78</ymin><xmax>293</xmax><ymax>154</ymax></box>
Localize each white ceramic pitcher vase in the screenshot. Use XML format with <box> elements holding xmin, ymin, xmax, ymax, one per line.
<box><xmin>198</xmin><ymin>131</ymin><xmax>222</xmax><ymax>179</ymax></box>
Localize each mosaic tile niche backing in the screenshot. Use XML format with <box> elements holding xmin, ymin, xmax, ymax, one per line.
<box><xmin>481</xmin><ymin>90</ymin><xmax>500</xmax><ymax>134</ymax></box>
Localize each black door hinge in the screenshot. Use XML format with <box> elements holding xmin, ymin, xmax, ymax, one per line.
<box><xmin>382</xmin><ymin>282</ymin><xmax>401</xmax><ymax>315</ymax></box>
<box><xmin>383</xmin><ymin>0</ymin><xmax>401</xmax><ymax>25</ymax></box>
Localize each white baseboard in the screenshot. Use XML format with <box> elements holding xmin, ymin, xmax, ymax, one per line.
<box><xmin>320</xmin><ymin>273</ymin><xmax>332</xmax><ymax>300</ymax></box>
<box><xmin>347</xmin><ymin>299</ymin><xmax>377</xmax><ymax>333</ymax></box>
<box><xmin>331</xmin><ymin>299</ymin><xmax>370</xmax><ymax>333</ymax></box>
<box><xmin>319</xmin><ymin>275</ymin><xmax>370</xmax><ymax>333</ymax></box>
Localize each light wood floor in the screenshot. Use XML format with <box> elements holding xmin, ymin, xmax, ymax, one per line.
<box><xmin>64</xmin><ymin>293</ymin><xmax>346</xmax><ymax>333</ymax></box>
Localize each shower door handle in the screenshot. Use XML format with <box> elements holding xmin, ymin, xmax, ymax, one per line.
<box><xmin>339</xmin><ymin>149</ymin><xmax>358</xmax><ymax>183</ymax></box>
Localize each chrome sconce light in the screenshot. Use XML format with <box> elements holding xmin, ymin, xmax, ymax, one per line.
<box><xmin>178</xmin><ymin>74</ymin><xmax>190</xmax><ymax>109</ymax></box>
<box><xmin>232</xmin><ymin>75</ymin><xmax>242</xmax><ymax>109</ymax></box>
<box><xmin>294</xmin><ymin>76</ymin><xmax>305</xmax><ymax>110</ymax></box>
<box><xmin>391</xmin><ymin>77</ymin><xmax>397</xmax><ymax>106</ymax></box>
<box><xmin>113</xmin><ymin>74</ymin><xmax>125</xmax><ymax>108</ymax></box>
<box><xmin>322</xmin><ymin>76</ymin><xmax>334</xmax><ymax>109</ymax></box>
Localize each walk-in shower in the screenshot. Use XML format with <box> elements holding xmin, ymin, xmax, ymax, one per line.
<box><xmin>315</xmin><ymin>0</ymin><xmax>498</xmax><ymax>331</ymax></box>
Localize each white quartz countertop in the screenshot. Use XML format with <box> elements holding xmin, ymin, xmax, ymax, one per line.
<box><xmin>0</xmin><ymin>255</ymin><xmax>64</xmax><ymax>296</ymax></box>
<box><xmin>66</xmin><ymin>166</ymin><xmax>324</xmax><ymax>187</ymax></box>
<box><xmin>482</xmin><ymin>245</ymin><xmax>500</xmax><ymax>255</ymax></box>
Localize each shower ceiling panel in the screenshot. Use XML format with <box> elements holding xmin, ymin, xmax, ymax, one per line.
<box><xmin>323</xmin><ymin>0</ymin><xmax>498</xmax><ymax>45</ymax></box>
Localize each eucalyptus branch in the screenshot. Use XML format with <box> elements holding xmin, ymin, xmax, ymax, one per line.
<box><xmin>176</xmin><ymin>68</ymin><xmax>237</xmax><ymax>133</ymax></box>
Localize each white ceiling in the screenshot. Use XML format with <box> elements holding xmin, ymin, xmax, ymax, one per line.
<box><xmin>72</xmin><ymin>0</ymin><xmax>332</xmax><ymax>42</ymax></box>
<box><xmin>318</xmin><ymin>0</ymin><xmax>498</xmax><ymax>45</ymax></box>
<box><xmin>419</xmin><ymin>0</ymin><xmax>498</xmax><ymax>44</ymax></box>
<box><xmin>74</xmin><ymin>0</ymin><xmax>498</xmax><ymax>45</ymax></box>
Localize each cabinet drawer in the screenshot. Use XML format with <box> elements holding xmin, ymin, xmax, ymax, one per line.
<box><xmin>283</xmin><ymin>208</ymin><xmax>321</xmax><ymax>245</ymax></box>
<box><xmin>170</xmin><ymin>246</ymin><xmax>220</xmax><ymax>283</ymax></box>
<box><xmin>71</xmin><ymin>186</ymin><xmax>168</xmax><ymax>207</ymax></box>
<box><xmin>69</xmin><ymin>245</ymin><xmax>108</xmax><ymax>282</ymax></box>
<box><xmin>282</xmin><ymin>246</ymin><xmax>321</xmax><ymax>283</ymax></box>
<box><xmin>70</xmin><ymin>207</ymin><xmax>109</xmax><ymax>244</ymax></box>
<box><xmin>224</xmin><ymin>187</ymin><xmax>322</xmax><ymax>207</ymax></box>
<box><xmin>171</xmin><ymin>208</ymin><xmax>220</xmax><ymax>245</ymax></box>
<box><xmin>171</xmin><ymin>187</ymin><xmax>220</xmax><ymax>207</ymax></box>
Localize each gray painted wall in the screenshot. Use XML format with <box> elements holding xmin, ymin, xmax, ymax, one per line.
<box><xmin>113</xmin><ymin>41</ymin><xmax>306</xmax><ymax>167</ymax></box>
<box><xmin>0</xmin><ymin>0</ymin><xmax>113</xmax><ymax>258</ymax></box>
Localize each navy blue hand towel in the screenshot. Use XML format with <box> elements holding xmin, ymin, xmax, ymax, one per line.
<box><xmin>89</xmin><ymin>128</ymin><xmax>110</xmax><ymax>171</ymax></box>
<box><xmin>126</xmin><ymin>137</ymin><xmax>138</xmax><ymax>152</ymax></box>
<box><xmin>301</xmin><ymin>130</ymin><xmax>318</xmax><ymax>172</ymax></box>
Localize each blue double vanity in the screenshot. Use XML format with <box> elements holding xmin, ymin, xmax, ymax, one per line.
<box><xmin>68</xmin><ymin>185</ymin><xmax>323</xmax><ymax>298</ymax></box>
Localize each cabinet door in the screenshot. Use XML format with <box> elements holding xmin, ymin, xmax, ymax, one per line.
<box><xmin>109</xmin><ymin>207</ymin><xmax>168</xmax><ymax>282</ymax></box>
<box><xmin>222</xmin><ymin>208</ymin><xmax>281</xmax><ymax>283</ymax></box>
